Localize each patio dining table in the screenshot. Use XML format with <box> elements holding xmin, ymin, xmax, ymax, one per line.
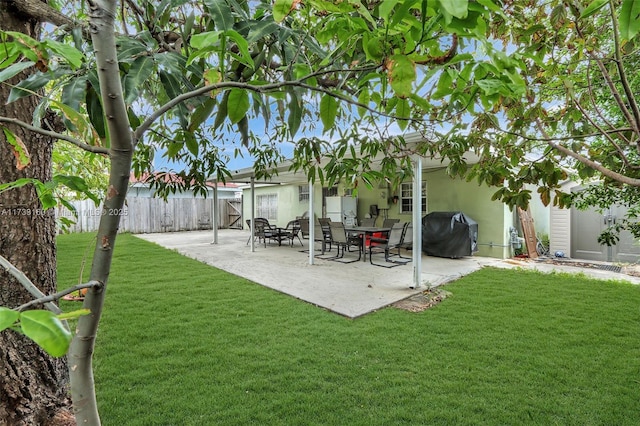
<box><xmin>344</xmin><ymin>226</ymin><xmax>391</xmax><ymax>261</ymax></box>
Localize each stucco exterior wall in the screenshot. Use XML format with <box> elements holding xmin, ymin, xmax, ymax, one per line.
<box><xmin>241</xmin><ymin>169</ymin><xmax>517</xmax><ymax>259</ymax></box>
<box><xmin>354</xmin><ymin>169</ymin><xmax>513</xmax><ymax>258</ymax></box>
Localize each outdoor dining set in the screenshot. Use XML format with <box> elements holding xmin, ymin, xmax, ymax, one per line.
<box><xmin>245</xmin><ymin>217</ymin><xmax>413</xmax><ymax>268</ymax></box>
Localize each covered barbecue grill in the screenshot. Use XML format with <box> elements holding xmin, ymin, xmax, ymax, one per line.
<box><xmin>422</xmin><ymin>212</ymin><xmax>478</xmax><ymax>258</ymax></box>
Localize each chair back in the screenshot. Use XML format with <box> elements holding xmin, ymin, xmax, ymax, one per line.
<box><xmin>360</xmin><ymin>217</ymin><xmax>375</xmax><ymax>227</ymax></box>
<box><xmin>402</xmin><ymin>222</ymin><xmax>413</xmax><ymax>246</ymax></box>
<box><xmin>298</xmin><ymin>218</ymin><xmax>310</xmax><ymax>237</ymax></box>
<box><xmin>382</xmin><ymin>218</ymin><xmax>400</xmax><ymax>228</ymax></box>
<box><xmin>318</xmin><ymin>218</ymin><xmax>331</xmax><ymax>226</ymax></box>
<box><xmin>329</xmin><ymin>221</ymin><xmax>347</xmax><ymax>244</ymax></box>
<box><xmin>388</xmin><ymin>222</ymin><xmax>406</xmax><ymax>246</ymax></box>
<box><xmin>313</xmin><ymin>221</ymin><xmax>326</xmax><ymax>242</ymax></box>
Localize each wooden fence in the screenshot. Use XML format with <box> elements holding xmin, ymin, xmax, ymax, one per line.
<box><xmin>56</xmin><ymin>197</ymin><xmax>242</xmax><ymax>234</ymax></box>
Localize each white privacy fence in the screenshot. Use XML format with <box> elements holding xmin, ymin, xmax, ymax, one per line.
<box><xmin>56</xmin><ymin>197</ymin><xmax>242</xmax><ymax>234</ymax></box>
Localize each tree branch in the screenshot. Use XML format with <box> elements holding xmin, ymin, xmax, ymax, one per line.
<box><xmin>0</xmin><ymin>254</ymin><xmax>61</xmax><ymax>314</ymax></box>
<box><xmin>566</xmin><ymin>78</ymin><xmax>637</xmax><ymax>170</ymax></box>
<box><xmin>608</xmin><ymin>0</ymin><xmax>640</xmax><ymax>137</ymax></box>
<box><xmin>9</xmin><ymin>0</ymin><xmax>82</xmax><ymax>31</ymax></box>
<box><xmin>17</xmin><ymin>281</ymin><xmax>102</xmax><ymax>312</ymax></box>
<box><xmin>574</xmin><ymin>13</ymin><xmax>639</xmax><ymax>137</ymax></box>
<box><xmin>534</xmin><ymin>118</ymin><xmax>640</xmax><ymax>186</ymax></box>
<box><xmin>0</xmin><ymin>116</ymin><xmax>110</xmax><ymax>154</ymax></box>
<box><xmin>132</xmin><ymin>66</ymin><xmax>410</xmax><ymax>147</ymax></box>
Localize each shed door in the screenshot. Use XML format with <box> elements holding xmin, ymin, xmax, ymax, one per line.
<box><xmin>571</xmin><ymin>204</ymin><xmax>640</xmax><ymax>263</ymax></box>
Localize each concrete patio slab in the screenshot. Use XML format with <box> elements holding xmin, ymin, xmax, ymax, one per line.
<box><xmin>135</xmin><ymin>229</ymin><xmax>640</xmax><ymax>318</ymax></box>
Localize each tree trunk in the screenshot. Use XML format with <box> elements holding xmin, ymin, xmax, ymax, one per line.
<box><xmin>0</xmin><ymin>2</ymin><xmax>73</xmax><ymax>425</ymax></box>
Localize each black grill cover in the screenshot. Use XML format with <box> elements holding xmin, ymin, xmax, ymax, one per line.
<box><xmin>422</xmin><ymin>212</ymin><xmax>478</xmax><ymax>258</ymax></box>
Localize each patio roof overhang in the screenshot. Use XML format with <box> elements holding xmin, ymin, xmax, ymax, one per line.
<box><xmin>222</xmin><ymin>151</ymin><xmax>480</xmax><ymax>187</ymax></box>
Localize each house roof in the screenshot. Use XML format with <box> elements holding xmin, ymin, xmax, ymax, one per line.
<box><xmin>221</xmin><ymin>132</ymin><xmax>480</xmax><ymax>185</ymax></box>
<box><xmin>131</xmin><ymin>172</ymin><xmax>240</xmax><ymax>190</ymax></box>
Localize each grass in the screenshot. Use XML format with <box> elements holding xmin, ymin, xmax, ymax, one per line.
<box><xmin>58</xmin><ymin>233</ymin><xmax>640</xmax><ymax>426</ymax></box>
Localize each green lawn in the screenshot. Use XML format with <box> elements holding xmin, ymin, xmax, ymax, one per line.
<box><xmin>58</xmin><ymin>233</ymin><xmax>640</xmax><ymax>426</ymax></box>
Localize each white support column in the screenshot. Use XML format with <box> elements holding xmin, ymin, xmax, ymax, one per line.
<box><xmin>211</xmin><ymin>180</ymin><xmax>219</xmax><ymax>244</ymax></box>
<box><xmin>308</xmin><ymin>181</ymin><xmax>315</xmax><ymax>265</ymax></box>
<box><xmin>250</xmin><ymin>176</ymin><xmax>255</xmax><ymax>252</ymax></box>
<box><xmin>412</xmin><ymin>157</ymin><xmax>423</xmax><ymax>289</ymax></box>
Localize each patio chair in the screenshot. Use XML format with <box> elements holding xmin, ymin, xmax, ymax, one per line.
<box><xmin>326</xmin><ymin>221</ymin><xmax>361</xmax><ymax>263</ymax></box>
<box><xmin>314</xmin><ymin>219</ymin><xmax>333</xmax><ymax>254</ymax></box>
<box><xmin>282</xmin><ymin>219</ymin><xmax>303</xmax><ymax>246</ymax></box>
<box><xmin>246</xmin><ymin>218</ymin><xmax>278</xmax><ymax>247</ymax></box>
<box><xmin>395</xmin><ymin>222</ymin><xmax>413</xmax><ymax>259</ymax></box>
<box><xmin>368</xmin><ymin>222</ymin><xmax>411</xmax><ymax>268</ymax></box>
<box><xmin>300</xmin><ymin>218</ymin><xmax>332</xmax><ymax>254</ymax></box>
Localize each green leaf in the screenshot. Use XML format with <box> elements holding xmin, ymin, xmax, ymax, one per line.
<box><xmin>7</xmin><ymin>72</ymin><xmax>51</xmax><ymax>103</ymax></box>
<box><xmin>396</xmin><ymin>98</ymin><xmax>410</xmax><ymax>131</ymax></box>
<box><xmin>189</xmin><ymin>97</ymin><xmax>217</xmax><ymax>132</ymax></box>
<box><xmin>357</xmin><ymin>89</ymin><xmax>370</xmax><ymax>118</ymax></box>
<box><xmin>115</xmin><ymin>36</ymin><xmax>148</xmax><ymax>62</ymax></box>
<box><xmin>433</xmin><ymin>70</ymin><xmax>453</xmax><ymax>99</ymax></box>
<box><xmin>224</xmin><ymin>30</ymin><xmax>254</xmax><ymax>69</ymax></box>
<box><xmin>287</xmin><ymin>90</ymin><xmax>302</xmax><ymax>137</ymax></box>
<box><xmin>438</xmin><ymin>0</ymin><xmax>468</xmax><ymax>19</ymax></box>
<box><xmin>0</xmin><ymin>61</ymin><xmax>34</xmax><ymax>83</ymax></box>
<box><xmin>549</xmin><ymin>5</ymin><xmax>566</xmax><ymax>28</ymax></box>
<box><xmin>86</xmin><ymin>86</ymin><xmax>106</xmax><ymax>139</ymax></box>
<box><xmin>166</xmin><ymin>142</ymin><xmax>184</xmax><ymax>158</ymax></box>
<box><xmin>379</xmin><ymin>0</ymin><xmax>400</xmax><ymax>23</ymax></box>
<box><xmin>50</xmin><ymin>100</ymin><xmax>100</xmax><ymax>146</ymax></box>
<box><xmin>620</xmin><ymin>0</ymin><xmax>640</xmax><ymax>41</ymax></box>
<box><xmin>238</xmin><ymin>116</ymin><xmax>249</xmax><ymax>147</ymax></box>
<box><xmin>227</xmin><ymin>89</ymin><xmax>249</xmax><ymax>124</ymax></box>
<box><xmin>580</xmin><ymin>0</ymin><xmax>608</xmax><ymax>18</ymax></box>
<box><xmin>476</xmin><ymin>79</ymin><xmax>509</xmax><ymax>96</ymax></box>
<box><xmin>0</xmin><ymin>177</ymin><xmax>36</xmax><ymax>193</ymax></box>
<box><xmin>185</xmin><ymin>134</ymin><xmax>199</xmax><ymax>156</ymax></box>
<box><xmin>190</xmin><ymin>31</ymin><xmax>221</xmax><ymax>50</ymax></box>
<box><xmin>387</xmin><ymin>55</ymin><xmax>416</xmax><ymax>98</ymax></box>
<box><xmin>319</xmin><ymin>94</ymin><xmax>338</xmax><ymax>132</ymax></box>
<box><xmin>44</xmin><ymin>39</ymin><xmax>84</xmax><ymax>69</ymax></box>
<box><xmin>61</xmin><ymin>75</ymin><xmax>88</xmax><ymax>113</ymax></box>
<box><xmin>123</xmin><ymin>56</ymin><xmax>154</xmax><ymax>104</ymax></box>
<box><xmin>204</xmin><ymin>0</ymin><xmax>234</xmax><ymax>31</ymax></box>
<box><xmin>246</xmin><ymin>20</ymin><xmax>280</xmax><ymax>44</ymax></box>
<box><xmin>20</xmin><ymin>310</ymin><xmax>72</xmax><ymax>358</ymax></box>
<box><xmin>273</xmin><ymin>0</ymin><xmax>294</xmax><ymax>23</ymax></box>
<box><xmin>0</xmin><ymin>307</ymin><xmax>20</xmax><ymax>332</ymax></box>
<box><xmin>54</xmin><ymin>175</ymin><xmax>100</xmax><ymax>205</ymax></box>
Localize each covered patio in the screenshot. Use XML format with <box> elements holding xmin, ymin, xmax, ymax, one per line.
<box><xmin>136</xmin><ymin>229</ymin><xmax>503</xmax><ymax>317</ymax></box>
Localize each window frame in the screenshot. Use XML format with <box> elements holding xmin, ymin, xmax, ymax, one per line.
<box><xmin>256</xmin><ymin>193</ymin><xmax>278</xmax><ymax>221</ymax></box>
<box><xmin>399</xmin><ymin>181</ymin><xmax>427</xmax><ymax>214</ymax></box>
<box><xmin>298</xmin><ymin>185</ymin><xmax>309</xmax><ymax>202</ymax></box>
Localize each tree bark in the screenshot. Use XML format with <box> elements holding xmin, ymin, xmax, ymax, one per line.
<box><xmin>0</xmin><ymin>2</ymin><xmax>73</xmax><ymax>425</ymax></box>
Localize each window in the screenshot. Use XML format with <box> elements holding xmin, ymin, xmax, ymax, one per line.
<box><xmin>256</xmin><ymin>194</ymin><xmax>277</xmax><ymax>220</ymax></box>
<box><xmin>399</xmin><ymin>182</ymin><xmax>426</xmax><ymax>214</ymax></box>
<box><xmin>298</xmin><ymin>185</ymin><xmax>309</xmax><ymax>202</ymax></box>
